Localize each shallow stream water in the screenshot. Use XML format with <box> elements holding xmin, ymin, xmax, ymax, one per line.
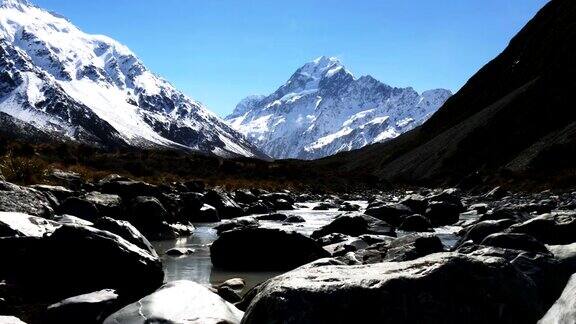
<box><xmin>151</xmin><ymin>201</ymin><xmax>463</xmax><ymax>293</ymax></box>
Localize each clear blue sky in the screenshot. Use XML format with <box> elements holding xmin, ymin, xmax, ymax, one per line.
<box><xmin>33</xmin><ymin>0</ymin><xmax>548</xmax><ymax>117</ymax></box>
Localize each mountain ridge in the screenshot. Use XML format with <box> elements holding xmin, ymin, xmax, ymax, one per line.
<box><xmin>0</xmin><ymin>0</ymin><xmax>267</xmax><ymax>159</ymax></box>
<box><xmin>226</xmin><ymin>56</ymin><xmax>452</xmax><ymax>160</ymax></box>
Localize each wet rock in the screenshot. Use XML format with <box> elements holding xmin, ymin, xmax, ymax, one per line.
<box><xmin>0</xmin><ymin>215</ymin><xmax>163</xmax><ymax>301</ymax></box>
<box><xmin>365</xmin><ymin>203</ymin><xmax>412</xmax><ymax>226</ymax></box>
<box><xmin>165</xmin><ymin>248</ymin><xmax>195</xmax><ymax>256</ymax></box>
<box><xmin>104</xmin><ymin>281</ymin><xmax>243</xmax><ymax>324</ymax></box>
<box><xmin>256</xmin><ymin>213</ymin><xmax>287</xmax><ymax>222</ymax></box>
<box><xmin>214</xmin><ymin>218</ymin><xmax>260</xmax><ymax>234</ymax></box>
<box><xmin>204</xmin><ymin>190</ymin><xmax>243</xmax><ymax>219</ymax></box>
<box><xmin>93</xmin><ymin>217</ymin><xmax>158</xmax><ymax>257</ymax></box>
<box><xmin>83</xmin><ymin>192</ymin><xmax>123</xmax><ymax>218</ymax></box>
<box><xmin>127</xmin><ymin>196</ymin><xmax>169</xmax><ymax>238</ymax></box>
<box><xmin>241</xmin><ymin>253</ymin><xmax>543</xmax><ymax>324</ymax></box>
<box><xmin>211</xmin><ymin>227</ymin><xmax>329</xmax><ymax>271</ymax></box>
<box><xmin>217</xmin><ymin>286</ymin><xmax>242</xmax><ymax>304</ymax></box>
<box><xmin>46</xmin><ymin>289</ymin><xmax>119</xmax><ymax>324</ymax></box>
<box><xmin>481</xmin><ymin>233</ymin><xmax>550</xmax><ymax>254</ymax></box>
<box><xmin>539</xmin><ymin>274</ymin><xmax>576</xmax><ymax>324</ymax></box>
<box><xmin>425</xmin><ymin>201</ymin><xmax>461</xmax><ymax>226</ymax></box>
<box><xmin>284</xmin><ymin>215</ymin><xmax>305</xmax><ymax>223</ymax></box>
<box><xmin>218</xmin><ymin>278</ymin><xmax>246</xmax><ymax>292</ymax></box>
<box><xmin>324</xmin><ymin>237</ymin><xmax>369</xmax><ymax>256</ymax></box>
<box><xmin>58</xmin><ymin>197</ymin><xmax>100</xmax><ymax>222</ymax></box>
<box><xmin>398</xmin><ymin>214</ymin><xmax>433</xmax><ymax>232</ymax></box>
<box><xmin>0</xmin><ymin>181</ymin><xmax>54</xmax><ymax>218</ymax></box>
<box><xmin>272</xmin><ymin>198</ymin><xmax>294</xmax><ymax>211</ymax></box>
<box><xmin>508</xmin><ymin>212</ymin><xmax>576</xmax><ymax>245</ymax></box>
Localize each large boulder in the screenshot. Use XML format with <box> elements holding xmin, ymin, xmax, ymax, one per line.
<box><xmin>457</xmin><ymin>219</ymin><xmax>516</xmax><ymax>245</ymax></box>
<box><xmin>0</xmin><ymin>213</ymin><xmax>164</xmax><ymax>301</ymax></box>
<box><xmin>46</xmin><ymin>289</ymin><xmax>119</xmax><ymax>324</ymax></box>
<box><xmin>0</xmin><ymin>182</ymin><xmax>54</xmax><ymax>218</ymax></box>
<box><xmin>398</xmin><ymin>214</ymin><xmax>433</xmax><ymax>232</ymax></box>
<box><xmin>508</xmin><ymin>212</ymin><xmax>576</xmax><ymax>245</ymax></box>
<box><xmin>103</xmin><ymin>281</ymin><xmax>243</xmax><ymax>324</ymax></box>
<box><xmin>425</xmin><ymin>201</ymin><xmax>461</xmax><ymax>226</ymax></box>
<box><xmin>539</xmin><ymin>274</ymin><xmax>576</xmax><ymax>324</ymax></box>
<box><xmin>481</xmin><ymin>233</ymin><xmax>550</xmax><ymax>254</ymax></box>
<box><xmin>211</xmin><ymin>228</ymin><xmax>329</xmax><ymax>271</ymax></box>
<box><xmin>127</xmin><ymin>196</ymin><xmax>175</xmax><ymax>240</ymax></box>
<box><xmin>191</xmin><ymin>204</ymin><xmax>220</xmax><ymax>223</ymax></box>
<box><xmin>241</xmin><ymin>253</ymin><xmax>543</xmax><ymax>323</ymax></box>
<box><xmin>29</xmin><ymin>185</ymin><xmax>74</xmax><ymax>202</ymax></box>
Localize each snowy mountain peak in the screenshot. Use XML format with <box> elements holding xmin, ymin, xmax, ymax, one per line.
<box><xmin>0</xmin><ymin>0</ymin><xmax>266</xmax><ymax>158</ymax></box>
<box><xmin>226</xmin><ymin>58</ymin><xmax>452</xmax><ymax>160</ymax></box>
<box><xmin>1</xmin><ymin>0</ymin><xmax>32</xmax><ymax>9</ymax></box>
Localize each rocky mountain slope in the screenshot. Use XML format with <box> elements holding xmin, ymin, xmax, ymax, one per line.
<box><xmin>226</xmin><ymin>56</ymin><xmax>451</xmax><ymax>160</ymax></box>
<box><xmin>323</xmin><ymin>0</ymin><xmax>576</xmax><ymax>187</ymax></box>
<box><xmin>0</xmin><ymin>0</ymin><xmax>266</xmax><ymax>158</ymax></box>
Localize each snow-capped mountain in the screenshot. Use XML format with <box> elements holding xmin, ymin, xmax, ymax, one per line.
<box><xmin>0</xmin><ymin>0</ymin><xmax>266</xmax><ymax>158</ymax></box>
<box><xmin>226</xmin><ymin>56</ymin><xmax>452</xmax><ymax>160</ymax></box>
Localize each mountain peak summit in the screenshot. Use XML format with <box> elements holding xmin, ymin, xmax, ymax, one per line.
<box><xmin>1</xmin><ymin>0</ymin><xmax>32</xmax><ymax>9</ymax></box>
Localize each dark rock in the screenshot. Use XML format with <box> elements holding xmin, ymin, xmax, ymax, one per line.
<box><xmin>479</xmin><ymin>206</ymin><xmax>531</xmax><ymax>222</ymax></box>
<box><xmin>400</xmin><ymin>194</ymin><xmax>428</xmax><ymax>215</ymax></box>
<box><xmin>365</xmin><ymin>203</ymin><xmax>412</xmax><ymax>226</ymax></box>
<box><xmin>218</xmin><ymin>278</ymin><xmax>246</xmax><ymax>292</ymax></box>
<box><xmin>29</xmin><ymin>185</ymin><xmax>74</xmax><ymax>202</ymax></box>
<box><xmin>315</xmin><ymin>233</ymin><xmax>351</xmax><ymax>246</ymax></box>
<box><xmin>0</xmin><ymin>214</ymin><xmax>163</xmax><ymax>302</ymax></box>
<box><xmin>539</xmin><ymin>274</ymin><xmax>576</xmax><ymax>324</ymax></box>
<box><xmin>211</xmin><ymin>227</ymin><xmax>329</xmax><ymax>271</ymax></box>
<box><xmin>103</xmin><ymin>281</ymin><xmax>243</xmax><ymax>324</ymax></box>
<box><xmin>183</xmin><ymin>180</ymin><xmax>206</xmax><ymax>193</ymax></box>
<box><xmin>100</xmin><ymin>180</ymin><xmax>159</xmax><ymax>199</ymax></box>
<box><xmin>261</xmin><ymin>192</ymin><xmax>295</xmax><ymax>205</ymax></box>
<box><xmin>214</xmin><ymin>218</ymin><xmax>259</xmax><ymax>234</ymax></box>
<box><xmin>398</xmin><ymin>214</ymin><xmax>433</xmax><ymax>232</ymax></box>
<box><xmin>284</xmin><ymin>215</ymin><xmax>305</xmax><ymax>223</ymax></box>
<box><xmin>46</xmin><ymin>289</ymin><xmax>119</xmax><ymax>324</ymax></box>
<box><xmin>313</xmin><ymin>202</ymin><xmax>340</xmax><ymax>210</ymax></box>
<box><xmin>234</xmin><ymin>190</ymin><xmax>258</xmax><ymax>204</ymax></box>
<box><xmin>256</xmin><ymin>213</ymin><xmax>287</xmax><ymax>222</ymax></box>
<box><xmin>508</xmin><ymin>212</ymin><xmax>576</xmax><ymax>245</ymax></box>
<box><xmin>311</xmin><ymin>215</ymin><xmax>367</xmax><ymax>238</ymax></box>
<box><xmin>180</xmin><ymin>192</ymin><xmax>204</xmax><ymax>216</ymax></box>
<box><xmin>384</xmin><ymin>233</ymin><xmax>445</xmax><ymax>262</ymax></box>
<box><xmin>272</xmin><ymin>198</ymin><xmax>294</xmax><ymax>211</ymax></box>
<box><xmin>323</xmin><ymin>237</ymin><xmax>369</xmax><ymax>256</ymax></box>
<box><xmin>481</xmin><ymin>232</ymin><xmax>550</xmax><ymax>254</ymax></box>
<box><xmin>93</xmin><ymin>217</ymin><xmax>158</xmax><ymax>257</ymax></box>
<box><xmin>217</xmin><ymin>286</ymin><xmax>242</xmax><ymax>304</ymax></box>
<box><xmin>241</xmin><ymin>253</ymin><xmax>543</xmax><ymax>324</ymax></box>
<box><xmin>338</xmin><ymin>202</ymin><xmax>361</xmax><ymax>212</ymax></box>
<box><xmin>191</xmin><ymin>204</ymin><xmax>220</xmax><ymax>223</ymax></box>
<box><xmin>457</xmin><ymin>219</ymin><xmax>516</xmax><ymax>245</ymax></box>
<box><xmin>58</xmin><ymin>197</ymin><xmax>100</xmax><ymax>222</ymax></box>
<box><xmin>245</xmin><ymin>202</ymin><xmax>272</xmax><ymax>215</ymax></box>
<box><xmin>127</xmin><ymin>196</ymin><xmax>169</xmax><ymax>237</ymax></box>
<box><xmin>425</xmin><ymin>201</ymin><xmax>461</xmax><ymax>226</ymax></box>
<box><xmin>165</xmin><ymin>248</ymin><xmax>195</xmax><ymax>256</ymax></box>
<box><xmin>47</xmin><ymin>170</ymin><xmax>84</xmax><ymax>190</ymax></box>
<box><xmin>0</xmin><ymin>182</ymin><xmax>54</xmax><ymax>218</ymax></box>
<box><xmin>204</xmin><ymin>190</ymin><xmax>243</xmax><ymax>219</ymax></box>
